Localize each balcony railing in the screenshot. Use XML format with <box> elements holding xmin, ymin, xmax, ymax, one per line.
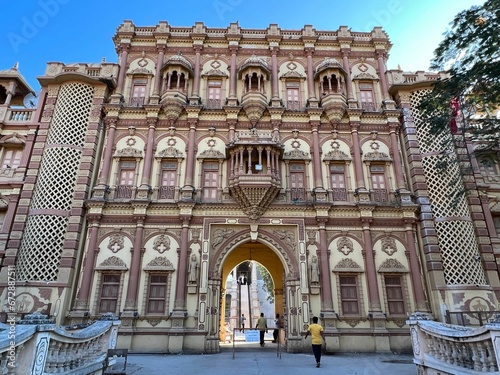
<box><xmin>372</xmin><ymin>189</ymin><xmax>388</xmax><ymax>202</ymax></box>
<box><xmin>286</xmin><ymin>100</ymin><xmax>301</xmax><ymax>111</ymax></box>
<box><xmin>129</xmin><ymin>97</ymin><xmax>145</xmax><ymax>107</ymax></box>
<box><xmin>408</xmin><ymin>315</ymin><xmax>500</xmax><ymax>374</ymax></box>
<box><xmin>158</xmin><ymin>185</ymin><xmax>176</xmax><ymax>200</ymax></box>
<box><xmin>290</xmin><ymin>188</ymin><xmax>306</xmax><ymax>202</ymax></box>
<box><xmin>205</xmin><ymin>99</ymin><xmax>222</xmax><ymax>109</ymax></box>
<box><xmin>360</xmin><ymin>101</ymin><xmax>378</xmax><ymax>112</ymax></box>
<box><xmin>331</xmin><ymin>188</ymin><xmax>348</xmax><ymax>201</ymax></box>
<box><xmin>0</xmin><ymin>312</ymin><xmax>120</xmax><ymax>375</ymax></box>
<box><xmin>0</xmin><ymin>107</ymin><xmax>35</xmax><ymax>123</ymax></box>
<box><xmin>115</xmin><ymin>185</ymin><xmax>133</xmax><ymax>199</ymax></box>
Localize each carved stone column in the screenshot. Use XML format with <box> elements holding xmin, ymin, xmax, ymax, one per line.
<box><xmin>92</xmin><ymin>117</ymin><xmax>117</xmax><ymax>199</ymax></box>
<box><xmin>71</xmin><ymin>216</ymin><xmax>101</xmax><ymax>314</ymax></box>
<box><xmin>122</xmin><ymin>216</ymin><xmax>145</xmax><ymax>317</ymax></box>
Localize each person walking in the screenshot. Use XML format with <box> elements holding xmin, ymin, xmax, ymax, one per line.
<box><xmin>255</xmin><ymin>312</ymin><xmax>268</xmax><ymax>347</ymax></box>
<box><xmin>272</xmin><ymin>313</ymin><xmax>283</xmax><ymax>343</ymax></box>
<box><xmin>240</xmin><ymin>313</ymin><xmax>246</xmax><ymax>333</ymax></box>
<box><xmin>304</xmin><ymin>316</ymin><xmax>326</xmax><ymax>368</ymax></box>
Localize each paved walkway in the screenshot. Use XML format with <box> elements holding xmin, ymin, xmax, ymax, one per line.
<box><xmin>120</xmin><ymin>342</ymin><xmax>417</xmax><ymax>375</ymax></box>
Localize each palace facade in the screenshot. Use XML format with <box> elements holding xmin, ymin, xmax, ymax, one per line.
<box><xmin>1</xmin><ymin>21</ymin><xmax>499</xmax><ymax>354</ymax></box>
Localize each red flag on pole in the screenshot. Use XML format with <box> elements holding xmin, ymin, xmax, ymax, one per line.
<box><xmin>450</xmin><ymin>97</ymin><xmax>460</xmax><ymax>134</ymax></box>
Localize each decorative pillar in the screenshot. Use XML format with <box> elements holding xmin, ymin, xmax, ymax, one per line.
<box><xmin>389</xmin><ymin>123</ymin><xmax>406</xmax><ymax>189</ymax></box>
<box><xmin>317</xmin><ymin>220</ymin><xmax>333</xmax><ymax>309</ymax></box>
<box><xmin>341</xmin><ymin>50</ymin><xmax>354</xmax><ymax>102</ymax></box>
<box><xmin>152</xmin><ymin>45</ymin><xmax>166</xmax><ymax>99</ymax></box>
<box><xmin>270</xmin><ymin>47</ymin><xmax>282</xmax><ymax>107</ymax></box>
<box><xmin>123</xmin><ymin>216</ymin><xmax>145</xmax><ymax>315</ymax></box>
<box><xmin>71</xmin><ymin>217</ymin><xmax>101</xmax><ymax>313</ymax></box>
<box><xmin>5</xmin><ymin>90</ymin><xmax>14</xmax><ymax>106</ymax></box>
<box><xmin>115</xmin><ymin>45</ymin><xmax>130</xmax><ymax>96</ymax></box>
<box><xmin>190</xmin><ymin>46</ymin><xmax>202</xmax><ymax>104</ymax></box>
<box><xmin>139</xmin><ymin>118</ymin><xmax>157</xmax><ymax>189</ymax></box>
<box><xmin>228</xmin><ymin>120</ymin><xmax>236</xmax><ymax>142</ymax></box>
<box><xmin>0</xmin><ymin>194</ymin><xmax>19</xmax><ymax>236</ymax></box>
<box><xmin>361</xmin><ymin>219</ymin><xmax>382</xmax><ymax>314</ymax></box>
<box><xmin>173</xmin><ymin>217</ymin><xmax>191</xmax><ymax>315</ymax></box>
<box><xmin>92</xmin><ymin>118</ymin><xmax>117</xmax><ymax>199</ymax></box>
<box><xmin>350</xmin><ymin>122</ymin><xmax>366</xmax><ymax>190</ymax></box>
<box><xmin>305</xmin><ymin>48</ymin><xmax>316</xmax><ymax>101</ymax></box>
<box><xmin>98</xmin><ymin>118</ymin><xmax>117</xmax><ymax>186</ymax></box>
<box><xmin>404</xmin><ymin>219</ymin><xmax>429</xmax><ymax>313</ymax></box>
<box><xmin>310</xmin><ymin>121</ymin><xmax>323</xmax><ymax>188</ymax></box>
<box><xmin>227</xmin><ymin>45</ymin><xmax>238</xmax><ymax>105</ymax></box>
<box><xmin>376</xmin><ymin>51</ymin><xmax>389</xmax><ymax>101</ymax></box>
<box><xmin>181</xmin><ymin>119</ymin><xmax>197</xmax><ymax>200</ymax></box>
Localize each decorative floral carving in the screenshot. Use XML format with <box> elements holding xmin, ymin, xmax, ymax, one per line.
<box><xmin>212</xmin><ymin>228</ymin><xmax>235</xmax><ymax>250</ymax></box>
<box><xmin>198</xmin><ymin>149</ymin><xmax>225</xmax><ymax>159</ymax></box>
<box><xmin>273</xmin><ymin>229</ymin><xmax>295</xmax><ymax>249</ymax></box>
<box><xmin>381</xmin><ymin>236</ymin><xmax>397</xmax><ymax>256</ymax></box>
<box><xmin>143</xmin><ymin>256</ymin><xmax>174</xmax><ymax>271</ymax></box>
<box><xmin>97</xmin><ymin>256</ymin><xmax>128</xmax><ymax>270</ymax></box>
<box><xmin>153</xmin><ymin>235</ymin><xmax>171</xmax><ymax>253</ymax></box>
<box><xmin>283</xmin><ymin>149</ymin><xmax>311</xmax><ymax>160</ymax></box>
<box><xmin>334</xmin><ymin>258</ymin><xmax>362</xmax><ymax>271</ymax></box>
<box><xmin>114</xmin><ymin>147</ymin><xmax>143</xmax><ymax>158</ymax></box>
<box><xmin>378</xmin><ymin>258</ymin><xmax>407</xmax><ymax>272</ymax></box>
<box><xmin>156</xmin><ymin>146</ymin><xmax>184</xmax><ymax>159</ymax></box>
<box><xmin>337</xmin><ymin>237</ymin><xmax>354</xmax><ymax>255</ymax></box>
<box><xmin>108</xmin><ymin>234</ymin><xmax>124</xmax><ymax>253</ymax></box>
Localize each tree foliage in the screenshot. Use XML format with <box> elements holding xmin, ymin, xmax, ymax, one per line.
<box><xmin>256</xmin><ymin>263</ymin><xmax>274</xmax><ymax>304</ymax></box>
<box><xmin>418</xmin><ymin>0</ymin><xmax>500</xmax><ymax>197</ymax></box>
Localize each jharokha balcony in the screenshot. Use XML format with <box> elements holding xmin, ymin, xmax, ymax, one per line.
<box><xmin>227</xmin><ymin>128</ymin><xmax>283</xmax><ymax>220</ymax></box>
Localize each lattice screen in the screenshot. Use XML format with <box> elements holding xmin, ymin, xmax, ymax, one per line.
<box><xmin>410</xmin><ymin>90</ymin><xmax>486</xmax><ymax>286</ymax></box>
<box><xmin>17</xmin><ymin>83</ymin><xmax>94</xmax><ymax>281</ymax></box>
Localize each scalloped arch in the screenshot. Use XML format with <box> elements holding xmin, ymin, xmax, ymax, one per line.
<box><xmin>210</xmin><ymin>228</ymin><xmax>299</xmax><ymax>280</ymax></box>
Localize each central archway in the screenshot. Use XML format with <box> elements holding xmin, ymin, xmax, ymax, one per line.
<box><xmin>203</xmin><ymin>224</ymin><xmax>306</xmax><ymax>354</ymax></box>
<box><xmin>220</xmin><ymin>242</ymin><xmax>285</xmax><ymax>341</ymax></box>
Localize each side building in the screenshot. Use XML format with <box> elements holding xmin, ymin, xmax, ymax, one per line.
<box><xmin>1</xmin><ymin>21</ymin><xmax>499</xmax><ymax>354</ymax></box>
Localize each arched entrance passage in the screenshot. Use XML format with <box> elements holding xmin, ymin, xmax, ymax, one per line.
<box><xmin>203</xmin><ymin>225</ymin><xmax>305</xmax><ymax>354</ymax></box>
<box><xmin>220</xmin><ymin>241</ymin><xmax>285</xmax><ymax>339</ymax></box>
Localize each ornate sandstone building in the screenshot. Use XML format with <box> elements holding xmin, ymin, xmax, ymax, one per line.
<box><xmin>1</xmin><ymin>21</ymin><xmax>499</xmax><ymax>354</ymax></box>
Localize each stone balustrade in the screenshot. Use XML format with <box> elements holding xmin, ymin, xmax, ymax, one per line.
<box><xmin>0</xmin><ymin>106</ymin><xmax>35</xmax><ymax>124</ymax></box>
<box><xmin>408</xmin><ymin>315</ymin><xmax>500</xmax><ymax>374</ymax></box>
<box><xmin>386</xmin><ymin>70</ymin><xmax>448</xmax><ymax>86</ymax></box>
<box><xmin>0</xmin><ymin>312</ymin><xmax>120</xmax><ymax>375</ymax></box>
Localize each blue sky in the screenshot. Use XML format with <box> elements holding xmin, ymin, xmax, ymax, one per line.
<box><xmin>1</xmin><ymin>0</ymin><xmax>484</xmax><ymax>93</ymax></box>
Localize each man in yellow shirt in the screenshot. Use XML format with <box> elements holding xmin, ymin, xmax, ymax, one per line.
<box><xmin>304</xmin><ymin>316</ymin><xmax>326</xmax><ymax>368</ymax></box>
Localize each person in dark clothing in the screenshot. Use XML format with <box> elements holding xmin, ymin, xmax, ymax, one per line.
<box><xmin>272</xmin><ymin>313</ymin><xmax>283</xmax><ymax>343</ymax></box>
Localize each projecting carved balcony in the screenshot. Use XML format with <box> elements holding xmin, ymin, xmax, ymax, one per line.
<box><xmin>160</xmin><ymin>91</ymin><xmax>187</xmax><ymax>125</ymax></box>
<box><xmin>229</xmin><ymin>175</ymin><xmax>281</xmax><ymax>220</ymax></box>
<box><xmin>241</xmin><ymin>91</ymin><xmax>267</xmax><ymax>126</ymax></box>
<box><xmin>227</xmin><ymin>129</ymin><xmax>283</xmax><ymax>220</ymax></box>
<box><xmin>320</xmin><ymin>92</ymin><xmax>347</xmax><ymax>123</ymax></box>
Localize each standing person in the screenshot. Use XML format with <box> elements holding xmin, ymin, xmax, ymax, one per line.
<box><xmin>272</xmin><ymin>313</ymin><xmax>283</xmax><ymax>343</ymax></box>
<box><xmin>255</xmin><ymin>312</ymin><xmax>268</xmax><ymax>347</ymax></box>
<box><xmin>240</xmin><ymin>313</ymin><xmax>246</xmax><ymax>333</ymax></box>
<box><xmin>304</xmin><ymin>316</ymin><xmax>326</xmax><ymax>368</ymax></box>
